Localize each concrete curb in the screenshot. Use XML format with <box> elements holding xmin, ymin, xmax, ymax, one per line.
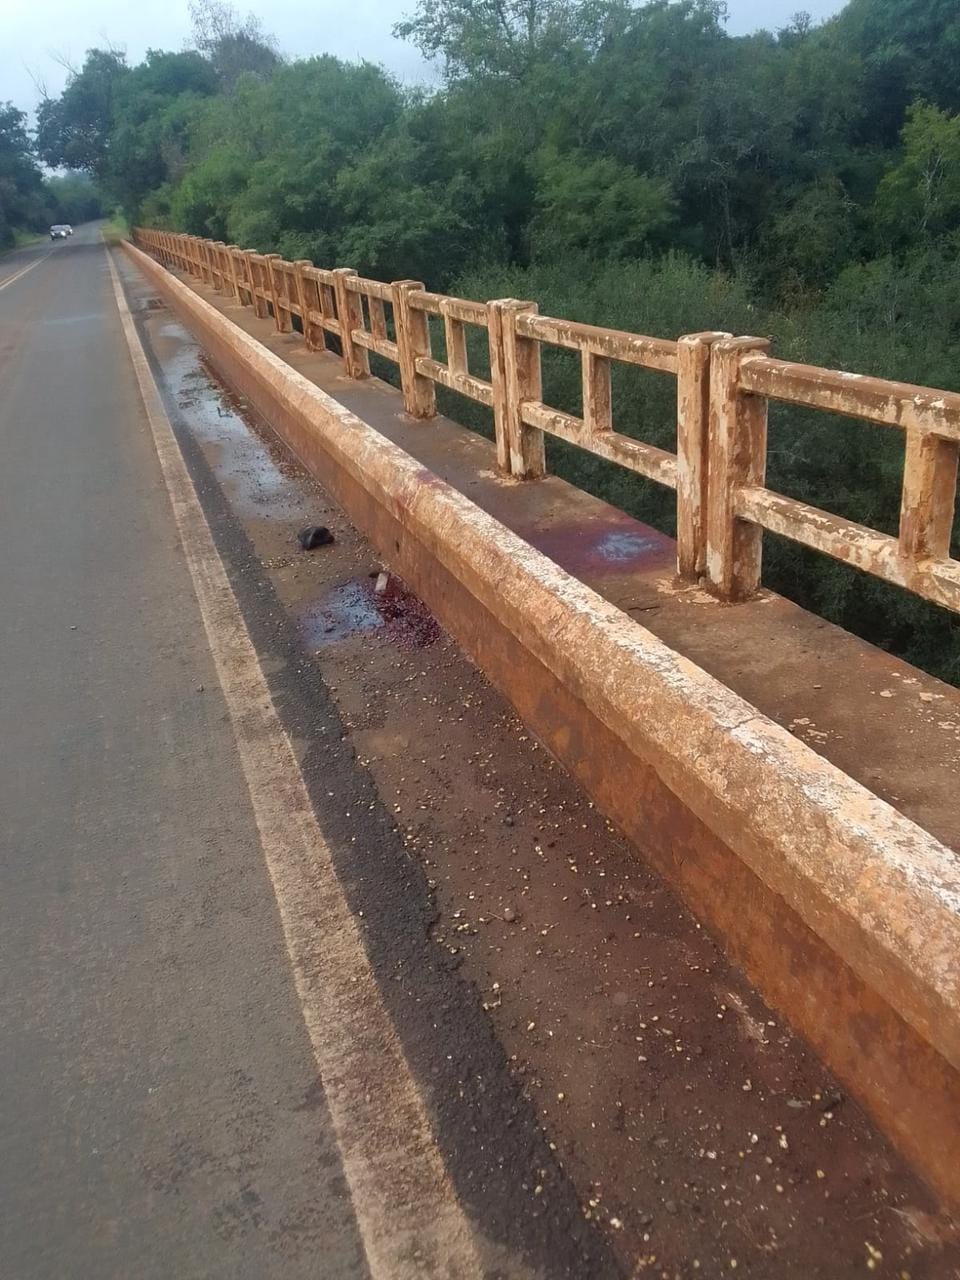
<box><xmin>123</xmin><ymin>239</ymin><xmax>960</xmax><ymax>1205</ymax></box>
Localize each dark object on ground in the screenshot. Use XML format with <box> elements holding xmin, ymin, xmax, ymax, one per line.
<box><xmin>298</xmin><ymin>525</ymin><xmax>335</xmax><ymax>550</ymax></box>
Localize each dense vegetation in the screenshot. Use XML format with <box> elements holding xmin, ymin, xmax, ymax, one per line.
<box><xmin>0</xmin><ymin>103</ymin><xmax>101</xmax><ymax>247</ymax></box>
<box><xmin>33</xmin><ymin>0</ymin><xmax>960</xmax><ymax>679</ymax></box>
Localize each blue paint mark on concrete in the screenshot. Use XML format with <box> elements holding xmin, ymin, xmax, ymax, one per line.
<box><xmin>594</xmin><ymin>530</ymin><xmax>664</xmax><ymax>564</ymax></box>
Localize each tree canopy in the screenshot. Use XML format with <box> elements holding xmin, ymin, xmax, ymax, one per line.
<box><xmin>0</xmin><ymin>103</ymin><xmax>101</xmax><ymax>247</ymax></box>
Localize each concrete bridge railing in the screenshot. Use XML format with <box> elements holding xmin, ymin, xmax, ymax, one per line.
<box><xmin>125</xmin><ymin>230</ymin><xmax>960</xmax><ymax>1211</ymax></box>
<box><xmin>134</xmin><ymin>228</ymin><xmax>960</xmax><ymax>617</ymax></box>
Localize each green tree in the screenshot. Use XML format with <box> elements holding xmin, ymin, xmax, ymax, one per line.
<box><xmin>107</xmin><ymin>51</ymin><xmax>218</xmax><ymax>217</ymax></box>
<box><xmin>394</xmin><ymin>0</ymin><xmax>630</xmax><ymax>80</ymax></box>
<box><xmin>35</xmin><ymin>49</ymin><xmax>128</xmax><ymax>179</ymax></box>
<box><xmin>831</xmin><ymin>0</ymin><xmax>960</xmax><ymax>131</ymax></box>
<box><xmin>189</xmin><ymin>0</ymin><xmax>281</xmax><ymax>90</ymax></box>
<box><xmin>45</xmin><ymin>173</ymin><xmax>103</xmax><ymax>224</ymax></box>
<box><xmin>760</xmin><ymin>177</ymin><xmax>860</xmax><ymax>296</ymax></box>
<box><xmin>531</xmin><ymin>146</ymin><xmax>675</xmax><ymax>258</ymax></box>
<box><xmin>875</xmin><ymin>102</ymin><xmax>960</xmax><ymax>245</ymax></box>
<box><xmin>0</xmin><ymin>104</ymin><xmax>51</xmax><ymax>247</ymax></box>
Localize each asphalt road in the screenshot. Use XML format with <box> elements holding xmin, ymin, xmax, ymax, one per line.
<box><xmin>0</xmin><ymin>229</ymin><xmax>389</xmax><ymax>1278</ymax></box>
<box><xmin>0</xmin><ymin>225</ymin><xmax>621</xmax><ymax>1280</ymax></box>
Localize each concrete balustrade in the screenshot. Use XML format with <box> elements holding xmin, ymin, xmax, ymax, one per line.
<box><xmin>124</xmin><ymin>231</ymin><xmax>960</xmax><ymax>1212</ymax></box>
<box><xmin>133</xmin><ymin>228</ymin><xmax>960</xmax><ymax>617</ymax></box>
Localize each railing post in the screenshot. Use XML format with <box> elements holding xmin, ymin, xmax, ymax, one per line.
<box><xmin>487</xmin><ymin>302</ymin><xmax>510</xmax><ymax>472</ymax></box>
<box><xmin>899</xmin><ymin>431</ymin><xmax>959</xmax><ymax>565</ymax></box>
<box><xmin>263</xmin><ymin>254</ymin><xmax>287</xmax><ymax>331</ymax></box>
<box><xmin>440</xmin><ymin>299</ymin><xmax>467</xmax><ymax>376</ymax></box>
<box><xmin>705</xmin><ymin>337</ymin><xmax>771</xmax><ymax>600</ymax></box>
<box><xmin>676</xmin><ymin>331</ymin><xmax>730</xmax><ymax>580</ymax></box>
<box><xmin>582</xmin><ymin>350</ymin><xmax>612</xmax><ymax>436</ymax></box>
<box><xmin>393</xmin><ymin>281</ymin><xmax>435</xmax><ymax>418</ymax></box>
<box><xmin>216</xmin><ymin>242</ymin><xmax>230</xmax><ymax>292</ymax></box>
<box><xmin>292</xmin><ymin>261</ymin><xmax>320</xmax><ymax>349</ymax></box>
<box><xmin>200</xmin><ymin>239</ymin><xmax>214</xmax><ymax>285</ymax></box>
<box><xmin>210</xmin><ymin>241</ymin><xmax>224</xmax><ymax>291</ymax></box>
<box><xmin>332</xmin><ymin>269</ymin><xmax>369</xmax><ymax>379</ymax></box>
<box><xmin>224</xmin><ymin>245</ymin><xmax>242</xmax><ymax>303</ymax></box>
<box><xmin>490</xmin><ymin>299</ymin><xmax>544</xmax><ymax>480</ymax></box>
<box><xmin>246</xmin><ymin>252</ymin><xmax>267</xmax><ymax>319</ymax></box>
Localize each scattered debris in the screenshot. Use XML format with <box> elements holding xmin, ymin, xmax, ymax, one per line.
<box><xmin>375</xmin><ymin>570</ymin><xmax>390</xmax><ymax>594</ymax></box>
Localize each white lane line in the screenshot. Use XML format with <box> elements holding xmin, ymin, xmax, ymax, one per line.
<box><xmin>104</xmin><ymin>247</ymin><xmax>487</xmax><ymax>1280</ymax></box>
<box><xmin>0</xmin><ymin>250</ymin><xmax>53</xmax><ymax>293</ymax></box>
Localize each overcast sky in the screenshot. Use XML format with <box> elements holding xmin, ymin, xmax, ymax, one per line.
<box><xmin>3</xmin><ymin>0</ymin><xmax>847</xmax><ymax>119</ymax></box>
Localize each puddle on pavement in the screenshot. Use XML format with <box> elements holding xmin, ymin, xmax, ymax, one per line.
<box><xmin>154</xmin><ymin>315</ymin><xmax>441</xmax><ymax>654</ymax></box>
<box><xmin>299</xmin><ymin>576</ymin><xmax>441</xmax><ymax>650</ymax></box>
<box><xmin>160</xmin><ymin>328</ymin><xmax>305</xmax><ymax>521</ymax></box>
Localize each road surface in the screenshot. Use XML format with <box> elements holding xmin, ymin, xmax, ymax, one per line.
<box><xmin>0</xmin><ymin>229</ymin><xmax>382</xmax><ymax>1278</ymax></box>
<box><xmin>0</xmin><ymin>226</ymin><xmax>613</xmax><ymax>1280</ymax></box>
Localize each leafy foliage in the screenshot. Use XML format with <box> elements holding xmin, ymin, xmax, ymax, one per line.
<box><xmin>189</xmin><ymin>0</ymin><xmax>281</xmax><ymax>89</ymax></box>
<box><xmin>0</xmin><ymin>106</ymin><xmax>102</xmax><ymax>247</ymax></box>
<box><xmin>36</xmin><ymin>49</ymin><xmax>128</xmax><ymax>179</ymax></box>
<box><xmin>394</xmin><ymin>0</ymin><xmax>632</xmax><ymax>80</ymax></box>
<box><xmin>0</xmin><ymin>104</ymin><xmax>50</xmax><ymax>247</ymax></box>
<box><xmin>45</xmin><ymin>173</ymin><xmax>103</xmax><ymax>225</ymax></box>
<box><xmin>875</xmin><ymin>103</ymin><xmax>960</xmax><ymax>244</ymax></box>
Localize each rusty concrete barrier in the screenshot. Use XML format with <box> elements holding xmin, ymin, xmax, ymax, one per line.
<box><xmin>122</xmin><ymin>238</ymin><xmax>960</xmax><ymax>1207</ymax></box>
<box><xmin>137</xmin><ymin>227</ymin><xmax>960</xmax><ymax>619</ymax></box>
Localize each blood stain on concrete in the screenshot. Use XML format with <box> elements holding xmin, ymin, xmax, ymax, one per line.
<box><xmin>299</xmin><ymin>576</ymin><xmax>441</xmax><ymax>651</ymax></box>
